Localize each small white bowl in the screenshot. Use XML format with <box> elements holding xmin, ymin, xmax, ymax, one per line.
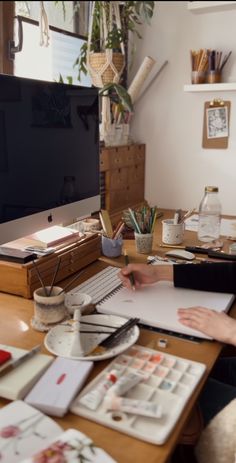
<box><xmin>64</xmin><ymin>292</ymin><xmax>92</xmax><ymax>315</ymax></box>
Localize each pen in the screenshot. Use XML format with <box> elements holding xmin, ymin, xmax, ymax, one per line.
<box><xmin>0</xmin><ymin>344</ymin><xmax>41</xmax><ymax>377</ymax></box>
<box><xmin>174</xmin><ymin>209</ymin><xmax>183</xmax><ymax>224</ymax></box>
<box><xmin>124</xmin><ymin>249</ymin><xmax>136</xmax><ymax>290</ymax></box>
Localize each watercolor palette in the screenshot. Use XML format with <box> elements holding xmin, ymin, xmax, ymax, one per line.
<box><xmin>70</xmin><ymin>344</ymin><xmax>206</xmax><ymax>445</ymax></box>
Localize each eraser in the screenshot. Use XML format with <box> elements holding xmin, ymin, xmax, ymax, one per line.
<box><xmin>158</xmin><ymin>338</ymin><xmax>168</xmax><ymax>348</ymax></box>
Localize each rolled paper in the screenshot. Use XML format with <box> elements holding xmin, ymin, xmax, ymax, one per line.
<box><xmin>128</xmin><ymin>56</ymin><xmax>156</xmax><ymax>104</ymax></box>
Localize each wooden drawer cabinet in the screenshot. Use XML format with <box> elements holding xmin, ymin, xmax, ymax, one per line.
<box><xmin>109</xmin><ymin>167</ymin><xmax>128</xmax><ymax>190</ymax></box>
<box><xmin>128</xmin><ymin>163</ymin><xmax>145</xmax><ymax>183</ymax></box>
<box><xmin>0</xmin><ymin>235</ymin><xmax>101</xmax><ymax>298</ymax></box>
<box><xmin>100</xmin><ymin>144</ymin><xmax>145</xmax><ymax>219</ymax></box>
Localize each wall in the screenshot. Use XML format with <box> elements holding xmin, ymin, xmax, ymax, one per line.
<box><xmin>129</xmin><ymin>1</ymin><xmax>236</xmax><ymax>215</ymax></box>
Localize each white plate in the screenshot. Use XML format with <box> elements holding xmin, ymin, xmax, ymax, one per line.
<box><xmin>44</xmin><ymin>314</ymin><xmax>140</xmax><ymax>361</ymax></box>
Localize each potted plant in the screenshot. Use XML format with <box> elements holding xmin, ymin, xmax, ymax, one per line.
<box><xmin>75</xmin><ymin>1</ymin><xmax>155</xmax><ymax>89</ymax></box>
<box><xmin>78</xmin><ymin>1</ymin><xmax>155</xmax><ymax>144</ymax></box>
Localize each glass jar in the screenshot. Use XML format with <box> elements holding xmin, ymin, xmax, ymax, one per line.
<box><xmin>198</xmin><ymin>186</ymin><xmax>221</xmax><ymax>242</ymax></box>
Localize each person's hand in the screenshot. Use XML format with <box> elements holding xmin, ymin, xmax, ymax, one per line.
<box><xmin>178</xmin><ymin>306</ymin><xmax>236</xmax><ymax>345</ymax></box>
<box><xmin>118</xmin><ymin>263</ymin><xmax>173</xmax><ymax>290</ymax></box>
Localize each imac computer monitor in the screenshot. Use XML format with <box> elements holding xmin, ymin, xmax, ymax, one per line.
<box><xmin>0</xmin><ymin>73</ymin><xmax>100</xmax><ymax>245</ymax></box>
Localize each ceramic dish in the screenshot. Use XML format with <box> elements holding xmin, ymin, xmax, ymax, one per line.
<box><xmin>44</xmin><ymin>314</ymin><xmax>140</xmax><ymax>361</ymax></box>
<box><xmin>64</xmin><ymin>292</ymin><xmax>92</xmax><ymax>315</ymax></box>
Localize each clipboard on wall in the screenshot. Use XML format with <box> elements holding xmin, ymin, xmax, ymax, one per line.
<box><xmin>202</xmin><ymin>99</ymin><xmax>231</xmax><ymax>149</ymax></box>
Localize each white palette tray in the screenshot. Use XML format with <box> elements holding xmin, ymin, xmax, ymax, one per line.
<box><xmin>70</xmin><ymin>344</ymin><xmax>206</xmax><ymax>445</ymax></box>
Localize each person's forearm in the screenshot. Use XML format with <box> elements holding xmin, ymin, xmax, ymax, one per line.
<box><xmin>173</xmin><ymin>262</ymin><xmax>236</xmax><ymax>293</ymax></box>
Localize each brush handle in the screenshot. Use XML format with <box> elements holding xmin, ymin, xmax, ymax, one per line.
<box><xmin>101</xmin><ymin>317</ymin><xmax>140</xmax><ymax>348</ymax></box>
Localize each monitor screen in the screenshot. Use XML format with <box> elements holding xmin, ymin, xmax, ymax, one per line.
<box><xmin>0</xmin><ymin>73</ymin><xmax>100</xmax><ymax>244</ymax></box>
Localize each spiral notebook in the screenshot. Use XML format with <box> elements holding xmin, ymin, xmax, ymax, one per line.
<box><xmin>71</xmin><ymin>266</ymin><xmax>234</xmax><ymax>340</ymax></box>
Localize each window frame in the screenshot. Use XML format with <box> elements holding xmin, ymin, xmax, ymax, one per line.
<box><xmin>0</xmin><ymin>1</ymin><xmax>14</xmax><ymax>74</ymax></box>
<box><xmin>0</xmin><ymin>1</ymin><xmax>89</xmax><ymax>76</ymax></box>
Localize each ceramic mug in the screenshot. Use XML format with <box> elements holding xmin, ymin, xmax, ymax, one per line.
<box><xmin>162</xmin><ymin>219</ymin><xmax>185</xmax><ymax>245</ymax></box>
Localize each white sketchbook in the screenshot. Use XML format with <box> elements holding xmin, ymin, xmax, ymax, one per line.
<box><xmin>96</xmin><ymin>278</ymin><xmax>235</xmax><ymax>340</ymax></box>
<box><xmin>70</xmin><ymin>265</ymin><xmax>235</xmax><ymax>340</ymax></box>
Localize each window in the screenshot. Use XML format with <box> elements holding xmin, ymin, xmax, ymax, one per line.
<box><xmin>6</xmin><ymin>1</ymin><xmax>91</xmax><ymax>85</ymax></box>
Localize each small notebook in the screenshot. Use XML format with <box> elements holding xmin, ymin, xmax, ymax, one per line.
<box><xmin>0</xmin><ymin>344</ymin><xmax>53</xmax><ymax>400</ymax></box>
<box><xmin>0</xmin><ymin>401</ymin><xmax>116</xmax><ymax>463</ymax></box>
<box><xmin>24</xmin><ymin>225</ymin><xmax>81</xmax><ymax>248</ymax></box>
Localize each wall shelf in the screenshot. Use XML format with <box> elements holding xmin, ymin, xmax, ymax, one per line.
<box><xmin>188</xmin><ymin>1</ymin><xmax>236</xmax><ymax>13</ymax></box>
<box><xmin>184</xmin><ymin>82</ymin><xmax>236</xmax><ymax>92</ymax></box>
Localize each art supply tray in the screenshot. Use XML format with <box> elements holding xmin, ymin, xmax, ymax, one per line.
<box><xmin>70</xmin><ymin>344</ymin><xmax>206</xmax><ymax>445</ymax></box>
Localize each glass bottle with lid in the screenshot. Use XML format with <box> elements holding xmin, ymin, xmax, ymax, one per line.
<box><xmin>197</xmin><ymin>186</ymin><xmax>222</xmax><ymax>242</ymax></box>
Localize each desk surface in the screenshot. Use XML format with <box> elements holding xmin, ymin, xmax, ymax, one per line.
<box><xmin>0</xmin><ymin>209</ymin><xmax>235</xmax><ymax>463</ymax></box>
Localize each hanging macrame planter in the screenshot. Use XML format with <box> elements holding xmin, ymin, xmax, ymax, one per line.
<box><xmin>86</xmin><ymin>2</ymin><xmax>125</xmax><ymax>88</ymax></box>
<box><xmin>39</xmin><ymin>1</ymin><xmax>50</xmax><ymax>47</ymax></box>
<box><xmin>86</xmin><ymin>2</ymin><xmax>126</xmax><ymax>144</ymax></box>
<box><xmin>88</xmin><ymin>50</ymin><xmax>125</xmax><ymax>88</ymax></box>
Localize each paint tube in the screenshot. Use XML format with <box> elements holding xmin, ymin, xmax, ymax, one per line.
<box><xmin>79</xmin><ymin>369</ymin><xmax>118</xmax><ymax>410</ymax></box>
<box><xmin>104</xmin><ymin>396</ymin><xmax>163</xmax><ymax>419</ymax></box>
<box><xmin>107</xmin><ymin>370</ymin><xmax>147</xmax><ymax>397</ymax></box>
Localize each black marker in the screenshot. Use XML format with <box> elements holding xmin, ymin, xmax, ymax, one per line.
<box><xmin>124</xmin><ymin>249</ymin><xmax>136</xmax><ymax>290</ymax></box>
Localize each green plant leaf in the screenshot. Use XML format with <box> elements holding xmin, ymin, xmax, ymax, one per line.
<box><xmin>100</xmin><ymin>83</ymin><xmax>133</xmax><ymax>112</ymax></box>
<box><xmin>55</xmin><ymin>1</ymin><xmax>156</xmax><ymax>82</ymax></box>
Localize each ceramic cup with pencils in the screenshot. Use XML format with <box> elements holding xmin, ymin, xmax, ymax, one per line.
<box><xmin>32</xmin><ymin>286</ymin><xmax>66</xmax><ymax>331</ymax></box>
<box><xmin>128</xmin><ymin>205</ymin><xmax>157</xmax><ymax>254</ymax></box>
<box><xmin>162</xmin><ymin>219</ymin><xmax>185</xmax><ymax>245</ymax></box>
<box><xmin>101</xmin><ymin>235</ymin><xmax>123</xmax><ymax>257</ymax></box>
<box><xmin>134</xmin><ymin>232</ymin><xmax>154</xmax><ymax>254</ymax></box>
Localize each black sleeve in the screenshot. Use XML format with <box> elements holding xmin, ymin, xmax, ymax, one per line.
<box><xmin>173</xmin><ymin>262</ymin><xmax>236</xmax><ymax>294</ymax></box>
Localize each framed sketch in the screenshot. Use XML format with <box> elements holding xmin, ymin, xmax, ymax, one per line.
<box><xmin>207</xmin><ymin>106</ymin><xmax>228</xmax><ymax>139</ymax></box>
<box><xmin>202</xmin><ymin>100</ymin><xmax>231</xmax><ymax>149</ymax></box>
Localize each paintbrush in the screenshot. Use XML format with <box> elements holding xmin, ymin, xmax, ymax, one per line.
<box><xmin>57</xmin><ymin>269</ymin><xmax>85</xmax><ymax>295</ymax></box>
<box><xmin>48</xmin><ymin>257</ymin><xmax>61</xmax><ymax>297</ymax></box>
<box><xmin>0</xmin><ymin>345</ymin><xmax>41</xmax><ymax>377</ymax></box>
<box><xmin>32</xmin><ymin>260</ymin><xmax>48</xmax><ymax>296</ymax></box>
<box><xmin>85</xmin><ymin>317</ymin><xmax>140</xmax><ymax>356</ymax></box>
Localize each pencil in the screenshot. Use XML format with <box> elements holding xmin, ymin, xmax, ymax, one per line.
<box><xmin>124</xmin><ymin>249</ymin><xmax>136</xmax><ymax>290</ymax></box>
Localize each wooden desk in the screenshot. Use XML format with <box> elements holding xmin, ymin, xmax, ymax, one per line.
<box><xmin>0</xmin><ymin>209</ymin><xmax>235</xmax><ymax>463</ymax></box>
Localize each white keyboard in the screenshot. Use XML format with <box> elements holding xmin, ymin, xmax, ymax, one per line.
<box><xmin>67</xmin><ymin>266</ymin><xmax>122</xmax><ymax>304</ymax></box>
